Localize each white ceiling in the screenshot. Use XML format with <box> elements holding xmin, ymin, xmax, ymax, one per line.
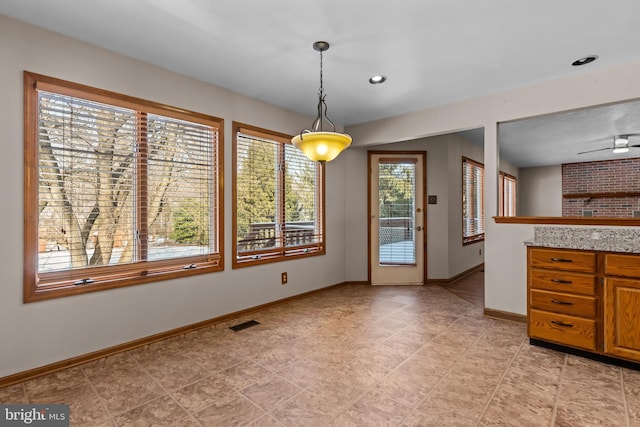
<box><xmin>2</xmin><ymin>0</ymin><xmax>640</xmax><ymax>166</ymax></box>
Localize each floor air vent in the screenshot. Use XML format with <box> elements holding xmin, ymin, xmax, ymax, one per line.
<box><xmin>229</xmin><ymin>320</ymin><xmax>260</xmax><ymax>332</ymax></box>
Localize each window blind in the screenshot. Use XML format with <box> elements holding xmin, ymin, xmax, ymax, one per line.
<box><xmin>38</xmin><ymin>92</ymin><xmax>137</xmax><ymax>272</ymax></box>
<box><xmin>146</xmin><ymin>114</ymin><xmax>219</xmax><ymax>259</ymax></box>
<box><xmin>235</xmin><ymin>132</ymin><xmax>279</xmax><ymax>252</ymax></box>
<box><xmin>37</xmin><ymin>93</ymin><xmax>220</xmax><ymax>273</ymax></box>
<box><xmin>462</xmin><ymin>157</ymin><xmax>485</xmax><ymax>244</ymax></box>
<box><xmin>499</xmin><ymin>172</ymin><xmax>517</xmax><ymax>216</ymax></box>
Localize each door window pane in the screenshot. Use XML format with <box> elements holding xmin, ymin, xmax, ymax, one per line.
<box><xmin>378</xmin><ymin>161</ymin><xmax>416</xmax><ymax>265</ymax></box>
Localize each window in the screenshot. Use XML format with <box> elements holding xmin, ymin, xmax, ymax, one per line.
<box><xmin>499</xmin><ymin>172</ymin><xmax>517</xmax><ymax>216</ymax></box>
<box><xmin>24</xmin><ymin>72</ymin><xmax>223</xmax><ymax>302</ymax></box>
<box><xmin>232</xmin><ymin>122</ymin><xmax>324</xmax><ymax>267</ymax></box>
<box><xmin>462</xmin><ymin>157</ymin><xmax>484</xmax><ymax>244</ymax></box>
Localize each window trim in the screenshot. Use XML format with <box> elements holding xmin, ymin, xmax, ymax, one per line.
<box><xmin>24</xmin><ymin>71</ymin><xmax>224</xmax><ymax>302</ymax></box>
<box><xmin>499</xmin><ymin>171</ymin><xmax>517</xmax><ymax>216</ymax></box>
<box><xmin>462</xmin><ymin>156</ymin><xmax>485</xmax><ymax>245</ymax></box>
<box><xmin>231</xmin><ymin>122</ymin><xmax>325</xmax><ymax>268</ymax></box>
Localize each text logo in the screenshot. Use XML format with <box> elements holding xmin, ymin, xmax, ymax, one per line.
<box><xmin>1</xmin><ymin>405</ymin><xmax>69</xmax><ymax>426</ymax></box>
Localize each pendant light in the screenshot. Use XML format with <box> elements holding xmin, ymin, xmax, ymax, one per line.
<box><xmin>292</xmin><ymin>41</ymin><xmax>352</xmax><ymax>163</ymax></box>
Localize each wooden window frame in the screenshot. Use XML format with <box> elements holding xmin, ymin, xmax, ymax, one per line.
<box><xmin>232</xmin><ymin>122</ymin><xmax>325</xmax><ymax>268</ymax></box>
<box><xmin>24</xmin><ymin>71</ymin><xmax>224</xmax><ymax>302</ymax></box>
<box><xmin>462</xmin><ymin>156</ymin><xmax>485</xmax><ymax>245</ymax></box>
<box><xmin>499</xmin><ymin>171</ymin><xmax>517</xmax><ymax>216</ymax></box>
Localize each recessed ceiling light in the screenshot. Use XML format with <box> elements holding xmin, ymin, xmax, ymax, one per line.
<box><xmin>571</xmin><ymin>55</ymin><xmax>598</xmax><ymax>66</ymax></box>
<box><xmin>369</xmin><ymin>75</ymin><xmax>387</xmax><ymax>84</ymax></box>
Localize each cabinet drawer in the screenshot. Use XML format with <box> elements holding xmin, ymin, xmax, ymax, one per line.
<box><xmin>529</xmin><ymin>268</ymin><xmax>596</xmax><ymax>295</ymax></box>
<box><xmin>605</xmin><ymin>254</ymin><xmax>640</xmax><ymax>278</ymax></box>
<box><xmin>530</xmin><ymin>289</ymin><xmax>596</xmax><ymax>318</ymax></box>
<box><xmin>529</xmin><ymin>248</ymin><xmax>595</xmax><ymax>273</ymax></box>
<box><xmin>529</xmin><ymin>309</ymin><xmax>596</xmax><ymax>351</ymax></box>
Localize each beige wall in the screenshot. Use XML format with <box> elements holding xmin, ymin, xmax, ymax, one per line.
<box><xmin>446</xmin><ymin>135</ymin><xmax>484</xmax><ymax>277</ymax></box>
<box><xmin>0</xmin><ymin>14</ymin><xmax>347</xmax><ymax>377</ymax></box>
<box><xmin>499</xmin><ymin>160</ymin><xmax>519</xmax><ymax>180</ymax></box>
<box><xmin>518</xmin><ymin>165</ymin><xmax>563</xmax><ymax>216</ymax></box>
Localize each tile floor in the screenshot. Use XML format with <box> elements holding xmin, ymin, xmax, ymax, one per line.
<box><xmin>1</xmin><ymin>276</ymin><xmax>639</xmax><ymax>426</ymax></box>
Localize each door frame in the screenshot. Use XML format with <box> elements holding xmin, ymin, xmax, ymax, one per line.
<box><xmin>367</xmin><ymin>150</ymin><xmax>428</xmax><ymax>284</ymax></box>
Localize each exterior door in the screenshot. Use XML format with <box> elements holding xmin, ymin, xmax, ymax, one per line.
<box><xmin>369</xmin><ymin>152</ymin><xmax>426</xmax><ymax>285</ymax></box>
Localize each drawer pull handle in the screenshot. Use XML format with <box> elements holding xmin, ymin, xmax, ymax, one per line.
<box><xmin>551</xmin><ymin>299</ymin><xmax>573</xmax><ymax>305</ymax></box>
<box><xmin>551</xmin><ymin>320</ymin><xmax>574</xmax><ymax>328</ymax></box>
<box><xmin>550</xmin><ymin>279</ymin><xmax>572</xmax><ymax>284</ymax></box>
<box><xmin>550</xmin><ymin>258</ymin><xmax>573</xmax><ymax>263</ymax></box>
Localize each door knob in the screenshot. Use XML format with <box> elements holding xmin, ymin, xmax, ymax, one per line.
<box><xmin>416</xmin><ymin>226</ymin><xmax>423</xmax><ymax>231</ymax></box>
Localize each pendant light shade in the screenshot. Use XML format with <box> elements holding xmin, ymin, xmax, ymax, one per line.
<box><xmin>292</xmin><ymin>41</ymin><xmax>352</xmax><ymax>163</ymax></box>
<box><xmin>291</xmin><ymin>131</ymin><xmax>352</xmax><ymax>162</ymax></box>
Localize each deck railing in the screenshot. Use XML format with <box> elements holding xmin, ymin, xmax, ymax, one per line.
<box><xmin>238</xmin><ymin>221</ymin><xmax>316</xmax><ymax>251</ymax></box>
<box><xmin>378</xmin><ymin>217</ymin><xmax>414</xmax><ymax>245</ymax></box>
<box><xmin>238</xmin><ymin>217</ymin><xmax>413</xmax><ymax>251</ymax></box>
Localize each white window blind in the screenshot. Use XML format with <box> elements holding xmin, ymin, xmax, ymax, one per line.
<box><xmin>146</xmin><ymin>114</ymin><xmax>218</xmax><ymax>259</ymax></box>
<box><xmin>37</xmin><ymin>93</ymin><xmax>220</xmax><ymax>272</ymax></box>
<box><xmin>462</xmin><ymin>157</ymin><xmax>485</xmax><ymax>244</ymax></box>
<box><xmin>38</xmin><ymin>92</ymin><xmax>137</xmax><ymax>272</ymax></box>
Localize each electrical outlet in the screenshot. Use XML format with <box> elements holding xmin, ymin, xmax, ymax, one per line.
<box><xmin>281</xmin><ymin>272</ymin><xmax>288</xmax><ymax>284</ymax></box>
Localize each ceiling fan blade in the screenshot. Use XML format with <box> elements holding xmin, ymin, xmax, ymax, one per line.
<box><xmin>629</xmin><ymin>144</ymin><xmax>640</xmax><ymax>148</ymax></box>
<box><xmin>577</xmin><ymin>147</ymin><xmax>612</xmax><ymax>155</ymax></box>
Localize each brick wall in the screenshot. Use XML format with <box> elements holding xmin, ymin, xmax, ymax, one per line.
<box><xmin>562</xmin><ymin>158</ymin><xmax>640</xmax><ymax>217</ymax></box>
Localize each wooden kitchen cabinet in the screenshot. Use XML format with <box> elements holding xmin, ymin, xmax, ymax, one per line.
<box><xmin>604</xmin><ymin>254</ymin><xmax>640</xmax><ymax>362</ymax></box>
<box><xmin>528</xmin><ymin>247</ymin><xmax>640</xmax><ymax>364</ymax></box>
<box><xmin>527</xmin><ymin>247</ymin><xmax>597</xmax><ymax>352</ymax></box>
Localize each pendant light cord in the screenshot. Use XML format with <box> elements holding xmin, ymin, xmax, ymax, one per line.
<box><xmin>312</xmin><ymin>46</ymin><xmax>336</xmax><ymax>133</ymax></box>
<box><xmin>319</xmin><ymin>48</ymin><xmax>324</xmax><ymax>106</ymax></box>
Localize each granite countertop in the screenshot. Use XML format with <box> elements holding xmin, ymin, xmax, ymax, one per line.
<box><xmin>524</xmin><ymin>226</ymin><xmax>640</xmax><ymax>253</ymax></box>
